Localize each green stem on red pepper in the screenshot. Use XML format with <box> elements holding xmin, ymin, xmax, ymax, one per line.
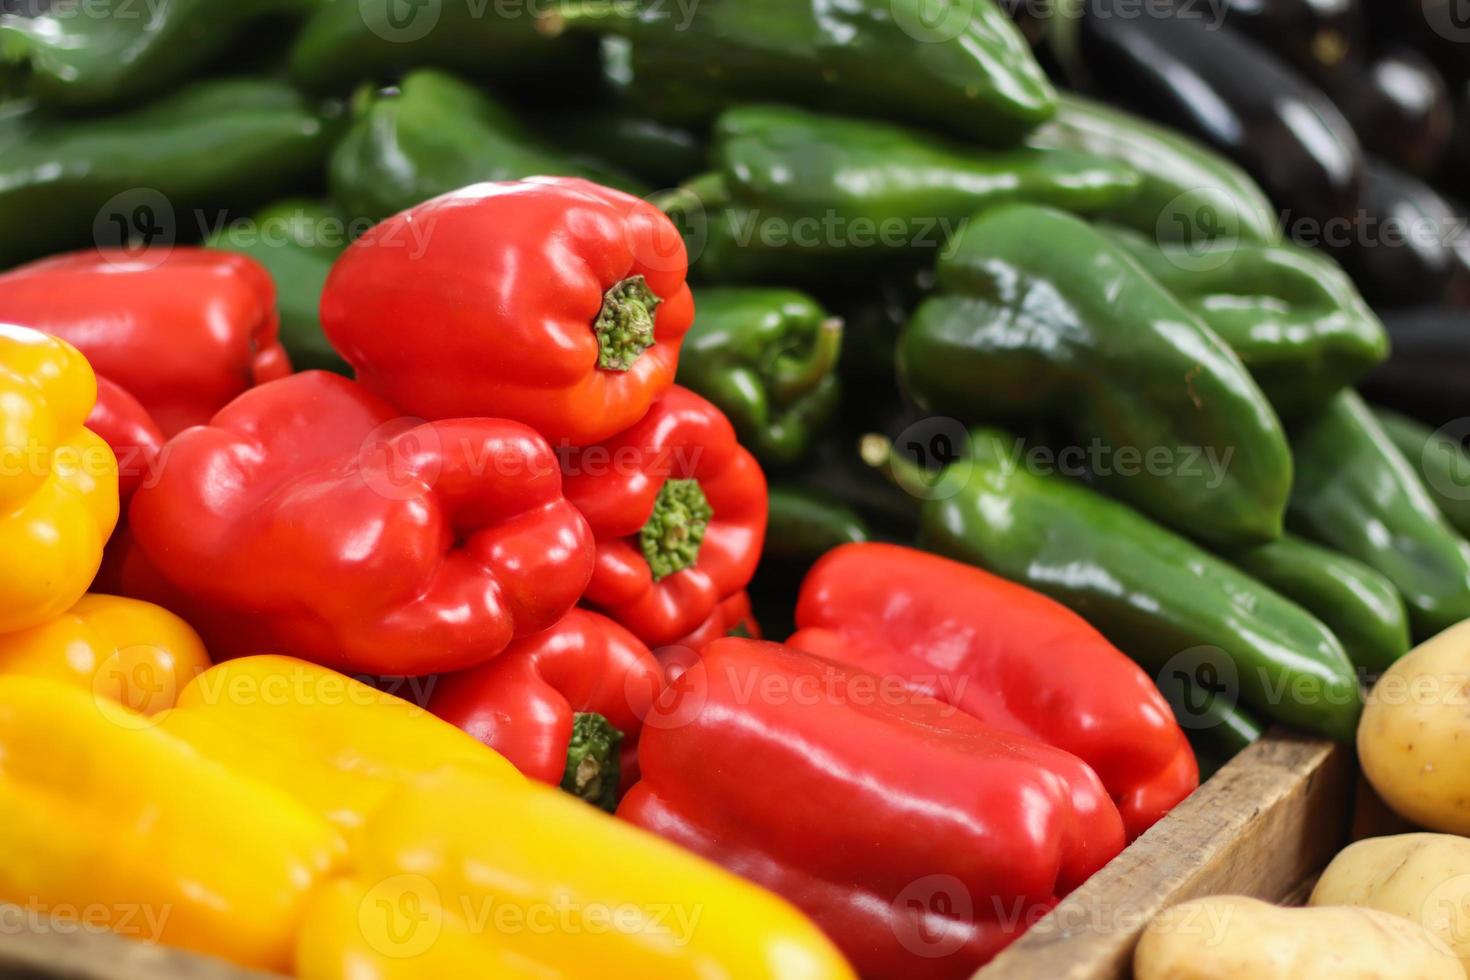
<box><xmin>641</xmin><ymin>479</ymin><xmax>713</xmax><ymax>580</ymax></box>
<box><xmin>561</xmin><ymin>712</ymin><xmax>623</xmax><ymax>812</ymax></box>
<box><xmin>595</xmin><ymin>275</ymin><xmax>661</xmax><ymax>371</ymax></box>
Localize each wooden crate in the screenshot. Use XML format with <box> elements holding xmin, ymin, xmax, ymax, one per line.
<box><xmin>0</xmin><ymin>731</ymin><xmax>1358</xmax><ymax>980</ymax></box>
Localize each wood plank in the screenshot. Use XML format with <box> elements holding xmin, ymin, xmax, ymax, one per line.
<box><xmin>973</xmin><ymin>730</ymin><xmax>1354</xmax><ymax>980</ymax></box>
<box><xmin>0</xmin><ymin>907</ymin><xmax>281</xmax><ymax>980</ymax></box>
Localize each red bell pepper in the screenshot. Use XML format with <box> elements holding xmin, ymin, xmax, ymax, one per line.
<box><xmin>790</xmin><ymin>543</ymin><xmax>1196</xmax><ymax>839</ymax></box>
<box><xmin>321</xmin><ymin>177</ymin><xmax>695</xmax><ymax>446</ymax></box>
<box><xmin>621</xmin><ymin>638</ymin><xmax>1126</xmax><ymax>980</ymax></box>
<box><xmin>657</xmin><ymin>590</ymin><xmax>762</xmax><ymax>683</ymax></box>
<box><xmin>124</xmin><ymin>371</ymin><xmax>594</xmax><ymax>675</ymax></box>
<box><xmin>89</xmin><ymin>377</ymin><xmax>165</xmax><ymax>503</ymax></box>
<box><xmin>0</xmin><ymin>248</ymin><xmax>289</xmax><ymax>435</ymax></box>
<box><xmin>429</xmin><ymin>607</ymin><xmax>664</xmax><ymax>810</ymax></box>
<box><xmin>560</xmin><ymin>386</ymin><xmax>767</xmax><ymax>646</ymax></box>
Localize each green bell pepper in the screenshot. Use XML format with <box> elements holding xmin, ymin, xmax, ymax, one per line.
<box><xmin>0</xmin><ymin>0</ymin><xmax>307</xmax><ymax>108</ymax></box>
<box><xmin>867</xmin><ymin>427</ymin><xmax>1360</xmax><ymax>742</ymax></box>
<box><xmin>660</xmin><ymin>104</ymin><xmax>1141</xmax><ymax>284</ymax></box>
<box><xmin>330</xmin><ymin>70</ymin><xmax>644</xmax><ymax>223</ymax></box>
<box><xmin>540</xmin><ymin>107</ymin><xmax>704</xmax><ymax>188</ymax></box>
<box><xmin>1290</xmin><ymin>390</ymin><xmax>1470</xmax><ymax>639</ymax></box>
<box><xmin>1102</xmin><ymin>226</ymin><xmax>1388</xmax><ymax>419</ymax></box>
<box><xmin>289</xmin><ymin>0</ymin><xmax>591</xmax><ymax>93</ymax></box>
<box><xmin>899</xmin><ymin>203</ymin><xmax>1291</xmax><ymax>548</ymax></box>
<box><xmin>1374</xmin><ymin>407</ymin><xmax>1470</xmax><ymax>539</ymax></box>
<box><xmin>676</xmin><ymin>288</ymin><xmax>842</xmax><ymax>467</ymax></box>
<box><xmin>1228</xmin><ymin>534</ymin><xmax>1410</xmax><ymax>674</ymax></box>
<box><xmin>1025</xmin><ymin>94</ymin><xmax>1279</xmax><ymax>243</ymax></box>
<box><xmin>758</xmin><ymin>484</ymin><xmax>870</xmax><ymax>584</ymax></box>
<box><xmin>0</xmin><ymin>78</ymin><xmax>332</xmax><ymax>269</ymax></box>
<box><xmin>543</xmin><ymin>0</ymin><xmax>1056</xmax><ymax>144</ymax></box>
<box><xmin>206</xmin><ymin>199</ymin><xmax>354</xmax><ymax>374</ymax></box>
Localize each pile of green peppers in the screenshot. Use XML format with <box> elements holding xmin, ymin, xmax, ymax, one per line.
<box><xmin>7</xmin><ymin>0</ymin><xmax>1470</xmax><ymax>766</ymax></box>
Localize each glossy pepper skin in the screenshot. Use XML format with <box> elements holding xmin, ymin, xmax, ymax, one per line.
<box><xmin>790</xmin><ymin>542</ymin><xmax>1196</xmax><ymax>839</ymax></box>
<box><xmin>622</xmin><ymin>638</ymin><xmax>1126</xmax><ymax>980</ymax></box>
<box><xmin>0</xmin><ymin>677</ymin><xmax>344</xmax><ymax>972</ymax></box>
<box><xmin>125</xmin><ymin>371</ymin><xmax>595</xmax><ymax>674</ymax></box>
<box><xmin>1374</xmin><ymin>407</ymin><xmax>1470</xmax><ymax>538</ymax></box>
<box><xmin>870</xmin><ymin>428</ymin><xmax>1361</xmax><ymax>742</ymax></box>
<box><xmin>676</xmin><ymin>288</ymin><xmax>842</xmax><ymax>467</ymax></box>
<box><xmin>900</xmin><ymin>203</ymin><xmax>1291</xmax><ymax>548</ymax></box>
<box><xmin>1054</xmin><ymin>0</ymin><xmax>1364</xmax><ymax>231</ymax></box>
<box><xmin>544</xmin><ymin>0</ymin><xmax>1056</xmax><ymax>145</ymax></box>
<box><xmin>206</xmin><ymin>200</ymin><xmax>356</xmax><ymax>374</ymax></box>
<box><xmin>0</xmin><ymin>595</ymin><xmax>208</xmax><ymax>716</ymax></box>
<box><xmin>289</xmin><ymin>0</ymin><xmax>592</xmax><ymax>94</ymax></box>
<box><xmin>322</xmin><ymin>177</ymin><xmax>694</xmax><ymax>447</ymax></box>
<box><xmin>0</xmin><ymin>78</ymin><xmax>331</xmax><ymax>268</ymax></box>
<box><xmin>668</xmin><ymin>590</ymin><xmax>760</xmax><ymax>653</ymax></box>
<box><xmin>561</xmin><ymin>386</ymin><xmax>767</xmax><ymax>647</ymax></box>
<box><xmin>88</xmin><ymin>378</ymin><xmax>165</xmax><ymax>504</ymax></box>
<box><xmin>429</xmin><ymin>608</ymin><xmax>662</xmax><ymax>810</ymax></box>
<box><xmin>663</xmin><ymin>104</ymin><xmax>1141</xmax><ymax>284</ymax></box>
<box><xmin>330</xmin><ymin>70</ymin><xmax>644</xmax><ymax>224</ymax></box>
<box><xmin>1288</xmin><ymin>390</ymin><xmax>1470</xmax><ymax>640</ymax></box>
<box><xmin>159</xmin><ymin>656</ymin><xmax>522</xmax><ymax>835</ymax></box>
<box><xmin>1102</xmin><ymin>226</ymin><xmax>1387</xmax><ymax>419</ymax></box>
<box><xmin>541</xmin><ymin>105</ymin><xmax>706</xmax><ymax>187</ymax></box>
<box><xmin>1025</xmin><ymin>93</ymin><xmax>1279</xmax><ymax>243</ymax></box>
<box><xmin>757</xmin><ymin>484</ymin><xmax>870</xmax><ymax>591</ymax></box>
<box><xmin>0</xmin><ymin>327</ymin><xmax>118</xmax><ymax>633</ymax></box>
<box><xmin>0</xmin><ymin>0</ymin><xmax>305</xmax><ymax>108</ymax></box>
<box><xmin>296</xmin><ymin>766</ymin><xmax>857</xmax><ymax>980</ymax></box>
<box><xmin>0</xmin><ymin>248</ymin><xmax>290</xmax><ymax>436</ymax></box>
<box><xmin>1227</xmin><ymin>535</ymin><xmax>1410</xmax><ymax>674</ymax></box>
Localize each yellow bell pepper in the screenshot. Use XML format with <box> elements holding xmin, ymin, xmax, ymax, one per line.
<box><xmin>0</xmin><ymin>594</ymin><xmax>209</xmax><ymax>715</ymax></box>
<box><xmin>158</xmin><ymin>655</ymin><xmax>521</xmax><ymax>834</ymax></box>
<box><xmin>0</xmin><ymin>676</ymin><xmax>344</xmax><ymax>971</ymax></box>
<box><xmin>295</xmin><ymin>767</ymin><xmax>858</xmax><ymax>980</ymax></box>
<box><xmin>0</xmin><ymin>326</ymin><xmax>118</xmax><ymax>633</ymax></box>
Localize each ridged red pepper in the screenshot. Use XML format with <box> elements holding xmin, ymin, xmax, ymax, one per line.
<box><xmin>657</xmin><ymin>590</ymin><xmax>762</xmax><ymax>684</ymax></box>
<box><xmin>560</xmin><ymin>386</ymin><xmax>767</xmax><ymax>646</ymax></box>
<box><xmin>124</xmin><ymin>371</ymin><xmax>594</xmax><ymax>675</ymax></box>
<box><xmin>429</xmin><ymin>607</ymin><xmax>663</xmax><ymax>811</ymax></box>
<box><xmin>321</xmin><ymin>177</ymin><xmax>694</xmax><ymax>446</ymax></box>
<box><xmin>88</xmin><ymin>378</ymin><xmax>165</xmax><ymax>503</ymax></box>
<box><xmin>790</xmin><ymin>543</ymin><xmax>1195</xmax><ymax>839</ymax></box>
<box><xmin>621</xmin><ymin>638</ymin><xmax>1126</xmax><ymax>980</ymax></box>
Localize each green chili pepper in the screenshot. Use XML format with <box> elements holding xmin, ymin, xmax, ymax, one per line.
<box><xmin>1025</xmin><ymin>93</ymin><xmax>1280</xmax><ymax>242</ymax></box>
<box><xmin>1101</xmin><ymin>225</ymin><xmax>1388</xmax><ymax>419</ymax></box>
<box><xmin>330</xmin><ymin>70</ymin><xmax>644</xmax><ymax>223</ymax></box>
<box><xmin>206</xmin><ymin>199</ymin><xmax>354</xmax><ymax>374</ymax></box>
<box><xmin>289</xmin><ymin>0</ymin><xmax>591</xmax><ymax>93</ymax></box>
<box><xmin>866</xmin><ymin>427</ymin><xmax>1360</xmax><ymax>742</ymax></box>
<box><xmin>542</xmin><ymin>0</ymin><xmax>1056</xmax><ymax>144</ymax></box>
<box><xmin>660</xmin><ymin>104</ymin><xmax>1141</xmax><ymax>284</ymax></box>
<box><xmin>675</xmin><ymin>288</ymin><xmax>842</xmax><ymax>467</ymax></box>
<box><xmin>1374</xmin><ymin>407</ymin><xmax>1470</xmax><ymax>538</ymax></box>
<box><xmin>0</xmin><ymin>78</ymin><xmax>332</xmax><ymax>269</ymax></box>
<box><xmin>540</xmin><ymin>107</ymin><xmax>705</xmax><ymax>188</ymax></box>
<box><xmin>899</xmin><ymin>203</ymin><xmax>1291</xmax><ymax>548</ymax></box>
<box><xmin>1289</xmin><ymin>391</ymin><xmax>1470</xmax><ymax>639</ymax></box>
<box><xmin>1228</xmin><ymin>534</ymin><xmax>1411</xmax><ymax>674</ymax></box>
<box><xmin>754</xmin><ymin>484</ymin><xmax>871</xmax><ymax>595</ymax></box>
<box><xmin>0</xmin><ymin>0</ymin><xmax>307</xmax><ymax>108</ymax></box>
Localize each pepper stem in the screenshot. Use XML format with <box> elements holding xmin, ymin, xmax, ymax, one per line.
<box><xmin>561</xmin><ymin>712</ymin><xmax>623</xmax><ymax>812</ymax></box>
<box><xmin>861</xmin><ymin>433</ymin><xmax>937</xmax><ymax>498</ymax></box>
<box><xmin>770</xmin><ymin>318</ymin><xmax>844</xmax><ymax>405</ymax></box>
<box><xmin>595</xmin><ymin>275</ymin><xmax>661</xmax><ymax>371</ymax></box>
<box><xmin>640</xmin><ymin>478</ymin><xmax>713</xmax><ymax>581</ymax></box>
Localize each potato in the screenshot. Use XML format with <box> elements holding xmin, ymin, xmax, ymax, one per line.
<box><xmin>1359</xmin><ymin>619</ymin><xmax>1470</xmax><ymax>834</ymax></box>
<box><xmin>1311</xmin><ymin>833</ymin><xmax>1470</xmax><ymax>972</ymax></box>
<box><xmin>1134</xmin><ymin>895</ymin><xmax>1463</xmax><ymax>980</ymax></box>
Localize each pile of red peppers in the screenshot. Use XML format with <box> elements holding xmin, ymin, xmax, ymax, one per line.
<box><xmin>0</xmin><ymin>176</ymin><xmax>1199</xmax><ymax>980</ymax></box>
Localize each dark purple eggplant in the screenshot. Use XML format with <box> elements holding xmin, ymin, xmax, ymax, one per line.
<box><xmin>1221</xmin><ymin>0</ymin><xmax>1364</xmax><ymax>85</ymax></box>
<box><xmin>1435</xmin><ymin>77</ymin><xmax>1470</xmax><ymax>196</ymax></box>
<box><xmin>1332</xmin><ymin>46</ymin><xmax>1452</xmax><ymax>176</ymax></box>
<box><xmin>1361</xmin><ymin>306</ymin><xmax>1470</xmax><ymax>422</ymax></box>
<box><xmin>1362</xmin><ymin>0</ymin><xmax>1470</xmax><ymax>82</ymax></box>
<box><xmin>1330</xmin><ymin>159</ymin><xmax>1470</xmax><ymax>306</ymax></box>
<box><xmin>1055</xmin><ymin>0</ymin><xmax>1364</xmax><ymax>231</ymax></box>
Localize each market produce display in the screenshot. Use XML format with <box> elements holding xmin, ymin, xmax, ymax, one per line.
<box><xmin>7</xmin><ymin>0</ymin><xmax>1470</xmax><ymax>976</ymax></box>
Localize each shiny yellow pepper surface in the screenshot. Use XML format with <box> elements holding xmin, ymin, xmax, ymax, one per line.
<box><xmin>0</xmin><ymin>326</ymin><xmax>118</xmax><ymax>633</ymax></box>
<box><xmin>296</xmin><ymin>767</ymin><xmax>858</xmax><ymax>980</ymax></box>
<box><xmin>0</xmin><ymin>676</ymin><xmax>344</xmax><ymax>971</ymax></box>
<box><xmin>0</xmin><ymin>594</ymin><xmax>209</xmax><ymax>713</ymax></box>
